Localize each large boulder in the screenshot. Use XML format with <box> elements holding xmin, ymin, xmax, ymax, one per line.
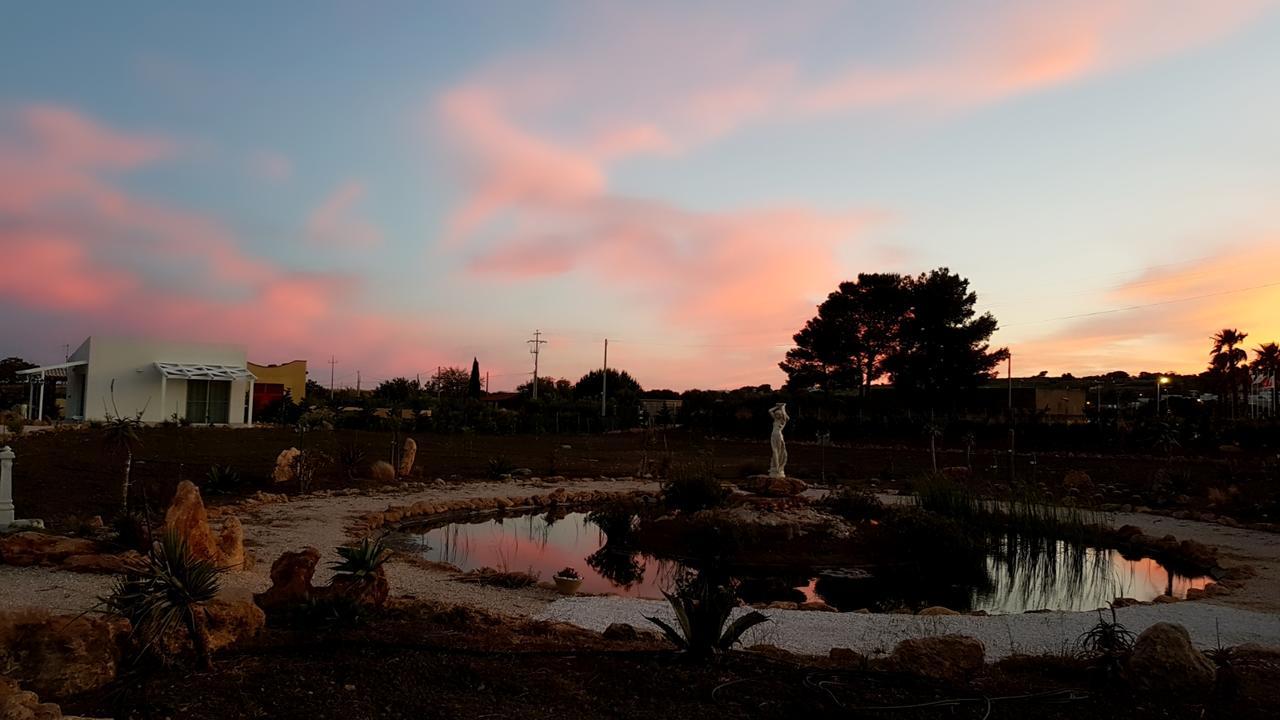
<box><xmin>398</xmin><ymin>438</ymin><xmax>417</xmax><ymax>478</ymax></box>
<box><xmin>253</xmin><ymin>547</ymin><xmax>322</xmax><ymax>613</ymax></box>
<box><xmin>163</xmin><ymin>481</ymin><xmax>247</xmax><ymax>570</ymax></box>
<box><xmin>160</xmin><ymin>599</ymin><xmax>265</xmax><ymax>656</ymax></box>
<box><xmin>0</xmin><ymin>533</ymin><xmax>100</xmax><ymax>567</ymax></box>
<box><xmin>272</xmin><ymin>447</ymin><xmax>300</xmax><ymax>484</ymax></box>
<box><xmin>741</xmin><ymin>475</ymin><xmax>808</xmax><ymax>498</ymax></box>
<box><xmin>1127</xmin><ymin>622</ymin><xmax>1216</xmax><ymax>698</ymax></box>
<box><xmin>325</xmin><ymin>570</ymin><xmax>389</xmax><ymax>609</ymax></box>
<box><xmin>368</xmin><ymin>461</ymin><xmax>395</xmax><ymax>483</ymax></box>
<box><xmin>0</xmin><ymin>611</ymin><xmax>128</xmax><ymax>697</ymax></box>
<box><xmin>888</xmin><ymin>635</ymin><xmax>985</xmax><ymax>683</ymax></box>
<box><xmin>0</xmin><ymin>675</ymin><xmax>62</xmax><ymax>720</ymax></box>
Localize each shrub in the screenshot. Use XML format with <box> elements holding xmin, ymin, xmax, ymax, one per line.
<box><xmin>204</xmin><ymin>464</ymin><xmax>244</xmax><ymax>495</ymax></box>
<box><xmin>331</xmin><ymin>535</ymin><xmax>391</xmax><ymax>579</ymax></box>
<box><xmin>335</xmin><ymin>443</ymin><xmax>367</xmax><ymax>480</ymax></box>
<box><xmin>1076</xmin><ymin>606</ymin><xmax>1135</xmax><ymax>679</ymax></box>
<box><xmin>102</xmin><ymin>529</ymin><xmax>223</xmax><ymax>669</ymax></box>
<box><xmin>661</xmin><ymin>464</ymin><xmax>727</xmax><ymax>514</ymax></box>
<box><xmin>112</xmin><ymin>511</ymin><xmax>152</xmax><ymax>553</ymax></box>
<box><xmin>823</xmin><ymin>487</ymin><xmax>884</xmax><ymax>523</ymax></box>
<box><xmin>586</xmin><ymin>497</ymin><xmax>642</xmax><ymax>544</ymax></box>
<box><xmin>645</xmin><ymin>572</ymin><xmax>769</xmax><ymax>659</ymax></box>
<box><xmin>487</xmin><ymin>456</ymin><xmax>516</xmax><ymax>479</ymax></box>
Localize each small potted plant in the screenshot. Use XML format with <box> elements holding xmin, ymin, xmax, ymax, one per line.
<box><xmin>553</xmin><ymin>567</ymin><xmax>583</xmax><ymax>595</ymax></box>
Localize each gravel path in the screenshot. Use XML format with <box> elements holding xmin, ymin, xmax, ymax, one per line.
<box><xmin>0</xmin><ymin>478</ymin><xmax>653</xmax><ymax>616</ymax></box>
<box><xmin>536</xmin><ymin>596</ymin><xmax>1280</xmax><ymax>658</ymax></box>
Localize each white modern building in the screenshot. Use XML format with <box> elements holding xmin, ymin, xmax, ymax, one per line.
<box><xmin>17</xmin><ymin>337</ymin><xmax>257</xmax><ymax>425</ymax></box>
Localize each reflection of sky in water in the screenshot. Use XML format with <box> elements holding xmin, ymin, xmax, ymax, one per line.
<box><xmin>402</xmin><ymin>513</ymin><xmax>1209</xmax><ymax>613</ymax></box>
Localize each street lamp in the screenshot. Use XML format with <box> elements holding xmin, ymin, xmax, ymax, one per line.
<box><xmin>1156</xmin><ymin>376</ymin><xmax>1171</xmax><ymax>415</ymax></box>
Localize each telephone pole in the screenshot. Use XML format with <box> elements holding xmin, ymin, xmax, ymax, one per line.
<box><xmin>601</xmin><ymin>338</ymin><xmax>608</xmax><ymax>417</ymax></box>
<box><xmin>356</xmin><ymin>370</ymin><xmax>361</xmax><ymax>393</ymax></box>
<box><xmin>527</xmin><ymin>330</ymin><xmax>546</xmax><ymax>399</ymax></box>
<box><xmin>329</xmin><ymin>356</ymin><xmax>337</xmax><ymax>399</ymax></box>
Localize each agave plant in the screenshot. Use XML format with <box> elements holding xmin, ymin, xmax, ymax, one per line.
<box><xmin>331</xmin><ymin>535</ymin><xmax>391</xmax><ymax>579</ymax></box>
<box><xmin>204</xmin><ymin>464</ymin><xmax>242</xmax><ymax>495</ymax></box>
<box><xmin>103</xmin><ymin>529</ymin><xmax>223</xmax><ymax>669</ymax></box>
<box><xmin>645</xmin><ymin>573</ymin><xmax>768</xmax><ymax>659</ymax></box>
<box><xmin>1076</xmin><ymin>605</ymin><xmax>1136</xmax><ymax>679</ymax></box>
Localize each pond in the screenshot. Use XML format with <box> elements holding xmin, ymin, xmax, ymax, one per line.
<box><xmin>398</xmin><ymin>511</ymin><xmax>1211</xmax><ymax>614</ymax></box>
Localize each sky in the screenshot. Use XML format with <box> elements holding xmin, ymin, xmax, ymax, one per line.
<box><xmin>2</xmin><ymin>0</ymin><xmax>1279</xmax><ymax>391</ymax></box>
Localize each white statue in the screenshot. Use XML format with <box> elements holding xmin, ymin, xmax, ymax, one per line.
<box><xmin>768</xmin><ymin>403</ymin><xmax>789</xmax><ymax>478</ymax></box>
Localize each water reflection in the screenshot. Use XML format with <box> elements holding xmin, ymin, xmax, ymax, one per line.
<box><xmin>399</xmin><ymin>512</ymin><xmax>1209</xmax><ymax>613</ymax></box>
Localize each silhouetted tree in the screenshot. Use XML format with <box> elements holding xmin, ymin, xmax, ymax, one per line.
<box><xmin>468</xmin><ymin>358</ymin><xmax>482</xmax><ymax>398</ymax></box>
<box><xmin>1252</xmin><ymin>341</ymin><xmax>1279</xmax><ymax>416</ymax></box>
<box><xmin>780</xmin><ymin>273</ymin><xmax>908</xmax><ymax>393</ymax></box>
<box><xmin>0</xmin><ymin>356</ymin><xmax>36</xmax><ymax>383</ymax></box>
<box><xmin>1210</xmin><ymin>329</ymin><xmax>1249</xmax><ymax>418</ymax></box>
<box><xmin>516</xmin><ymin>377</ymin><xmax>569</xmax><ymax>399</ymax></box>
<box><xmin>885</xmin><ymin>268</ymin><xmax>1008</xmax><ymax>412</ymax></box>
<box><xmin>574</xmin><ymin>368</ymin><xmax>643</xmax><ymax>399</ymax></box>
<box><xmin>427</xmin><ymin>367</ymin><xmax>470</xmax><ymax>397</ymax></box>
<box><xmin>375</xmin><ymin>377</ymin><xmax>420</xmax><ymax>402</ymax></box>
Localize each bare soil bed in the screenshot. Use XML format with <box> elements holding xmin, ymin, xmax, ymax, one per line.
<box><xmin>8</xmin><ymin>426</ymin><xmax>1274</xmax><ymax>530</ymax></box>
<box><xmin>55</xmin><ymin>603</ymin><xmax>1280</xmax><ymax>720</ymax></box>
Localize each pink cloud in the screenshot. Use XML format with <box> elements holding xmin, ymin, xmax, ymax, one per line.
<box><xmin>306</xmin><ymin>181</ymin><xmax>383</xmax><ymax>248</ymax></box>
<box><xmin>0</xmin><ymin>104</ymin><xmax>457</xmax><ymax>378</ymax></box>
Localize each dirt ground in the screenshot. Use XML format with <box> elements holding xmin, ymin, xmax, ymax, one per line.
<box><xmin>57</xmin><ymin>603</ymin><xmax>1279</xmax><ymax>720</ymax></box>
<box><xmin>8</xmin><ymin>425</ymin><xmax>1270</xmax><ymax>530</ymax></box>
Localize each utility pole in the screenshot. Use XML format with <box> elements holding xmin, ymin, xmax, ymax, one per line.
<box><xmin>1007</xmin><ymin>352</ymin><xmax>1012</xmax><ymax>412</ymax></box>
<box><xmin>485</xmin><ymin>372</ymin><xmax>489</xmax><ymax>393</ymax></box>
<box><xmin>61</xmin><ymin>344</ymin><xmax>70</xmax><ymax>361</ymax></box>
<box><xmin>356</xmin><ymin>370</ymin><xmax>361</xmax><ymax>393</ymax></box>
<box><xmin>601</xmin><ymin>338</ymin><xmax>608</xmax><ymax>417</ymax></box>
<box><xmin>329</xmin><ymin>356</ymin><xmax>337</xmax><ymax>399</ymax></box>
<box><xmin>527</xmin><ymin>330</ymin><xmax>546</xmax><ymax>400</ymax></box>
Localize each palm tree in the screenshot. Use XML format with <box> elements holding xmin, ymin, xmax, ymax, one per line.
<box><xmin>1254</xmin><ymin>342</ymin><xmax>1280</xmax><ymax>417</ymax></box>
<box><xmin>1210</xmin><ymin>329</ymin><xmax>1249</xmax><ymax>418</ymax></box>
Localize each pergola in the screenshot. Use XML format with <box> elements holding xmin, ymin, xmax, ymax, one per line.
<box><xmin>15</xmin><ymin>361</ymin><xmax>87</xmax><ymax>421</ymax></box>
<box><xmin>154</xmin><ymin>362</ymin><xmax>257</xmax><ymax>424</ymax></box>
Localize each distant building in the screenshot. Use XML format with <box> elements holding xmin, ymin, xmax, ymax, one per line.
<box><xmin>639</xmin><ymin>397</ymin><xmax>682</xmax><ymax>425</ymax></box>
<box><xmin>17</xmin><ymin>336</ymin><xmax>256</xmax><ymax>424</ymax></box>
<box><xmin>247</xmin><ymin>360</ymin><xmax>307</xmax><ymax>415</ymax></box>
<box><xmin>972</xmin><ymin>383</ymin><xmax>1088</xmax><ymax>420</ymax></box>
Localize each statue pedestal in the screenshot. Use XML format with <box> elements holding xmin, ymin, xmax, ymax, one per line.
<box><xmin>742</xmin><ymin>475</ymin><xmax>809</xmax><ymax>498</ymax></box>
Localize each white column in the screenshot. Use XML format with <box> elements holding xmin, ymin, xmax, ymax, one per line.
<box><xmin>26</xmin><ymin>381</ymin><xmax>34</xmax><ymax>421</ymax></box>
<box><xmin>37</xmin><ymin>371</ymin><xmax>46</xmax><ymax>421</ymax></box>
<box><xmin>0</xmin><ymin>446</ymin><xmax>15</xmax><ymax>526</ymax></box>
<box><xmin>246</xmin><ymin>379</ymin><xmax>255</xmax><ymax>425</ymax></box>
<box><xmin>159</xmin><ymin>376</ymin><xmax>167</xmax><ymax>421</ymax></box>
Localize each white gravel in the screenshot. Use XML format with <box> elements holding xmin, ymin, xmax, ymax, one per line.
<box><xmin>536</xmin><ymin>596</ymin><xmax>1280</xmax><ymax>658</ymax></box>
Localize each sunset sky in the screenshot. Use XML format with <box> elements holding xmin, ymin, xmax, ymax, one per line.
<box><xmin>2</xmin><ymin>1</ymin><xmax>1278</xmax><ymax>390</ymax></box>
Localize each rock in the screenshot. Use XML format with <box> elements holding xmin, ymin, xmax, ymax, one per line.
<box><xmin>828</xmin><ymin>647</ymin><xmax>868</xmax><ymax>668</ymax></box>
<box><xmin>161</xmin><ymin>598</ymin><xmax>265</xmax><ymax>656</ymax></box>
<box><xmin>1127</xmin><ymin>623</ymin><xmax>1215</xmax><ymax>698</ymax></box>
<box><xmin>1063</xmin><ymin>470</ymin><xmax>1094</xmax><ymax>492</ymax></box>
<box><xmin>741</xmin><ymin>475</ymin><xmax>808</xmax><ymax>498</ymax></box>
<box><xmin>1153</xmin><ymin>595</ymin><xmax>1180</xmax><ymax>604</ymax></box>
<box><xmin>398</xmin><ymin>438</ymin><xmax>417</xmax><ymax>478</ymax></box>
<box><xmin>1178</xmin><ymin>539</ymin><xmax>1218</xmax><ymax>569</ymax></box>
<box><xmin>1185</xmin><ymin>587</ymin><xmax>1206</xmax><ymax>600</ymax></box>
<box><xmin>0</xmin><ymin>533</ymin><xmax>101</xmax><ymax>567</ymax></box>
<box><xmin>0</xmin><ymin>611</ymin><xmax>128</xmax><ymax>696</ymax></box>
<box><xmin>325</xmin><ymin>569</ymin><xmax>390</xmax><ymax>609</ymax></box>
<box><xmin>1112</xmin><ymin>597</ymin><xmax>1143</xmax><ymax>608</ymax></box>
<box><xmin>163</xmin><ymin>481</ymin><xmax>246</xmax><ymax>570</ymax></box>
<box><xmin>888</xmin><ymin>635</ymin><xmax>985</xmax><ymax>682</ymax></box>
<box><xmin>0</xmin><ymin>676</ymin><xmax>62</xmax><ymax>720</ymax></box>
<box><xmin>762</xmin><ymin>601</ymin><xmax>799</xmax><ymax>610</ymax></box>
<box><xmin>798</xmin><ymin>600</ymin><xmax>839</xmax><ymax>612</ymax></box>
<box><xmin>368</xmin><ymin>461</ymin><xmax>395</xmax><ymax>482</ymax></box>
<box><xmin>59</xmin><ymin>551</ymin><xmax>145</xmax><ymax>574</ymax></box>
<box><xmin>253</xmin><ymin>547</ymin><xmax>322</xmax><ymax>612</ymax></box>
<box><xmin>602</xmin><ymin>623</ymin><xmax>641</xmax><ymax>641</ymax></box>
<box><xmin>272</xmin><ymin>447</ymin><xmax>300</xmax><ymax>484</ymax></box>
<box><xmin>917</xmin><ymin>606</ymin><xmax>960</xmax><ymax>616</ymax></box>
